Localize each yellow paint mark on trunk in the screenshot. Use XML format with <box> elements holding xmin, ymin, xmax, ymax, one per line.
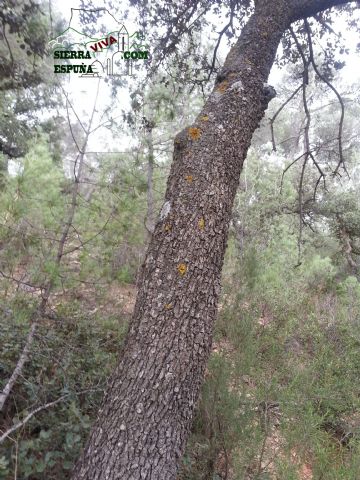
<box><xmin>188</xmin><ymin>127</ymin><xmax>201</xmax><ymax>140</ymax></box>
<box><xmin>217</xmin><ymin>80</ymin><xmax>228</xmax><ymax>93</ymax></box>
<box><xmin>198</xmin><ymin>217</ymin><xmax>205</xmax><ymax>230</ymax></box>
<box><xmin>177</xmin><ymin>263</ymin><xmax>187</xmax><ymax>276</ymax></box>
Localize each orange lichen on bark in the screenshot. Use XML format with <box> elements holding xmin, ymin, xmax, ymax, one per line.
<box><xmin>185</xmin><ymin>175</ymin><xmax>193</xmax><ymax>183</ymax></box>
<box><xmin>198</xmin><ymin>218</ymin><xmax>205</xmax><ymax>230</ymax></box>
<box><xmin>164</xmin><ymin>223</ymin><xmax>171</xmax><ymax>232</ymax></box>
<box><xmin>164</xmin><ymin>303</ymin><xmax>173</xmax><ymax>310</ymax></box>
<box><xmin>217</xmin><ymin>80</ymin><xmax>228</xmax><ymax>93</ymax></box>
<box><xmin>188</xmin><ymin>127</ymin><xmax>201</xmax><ymax>140</ymax></box>
<box><xmin>177</xmin><ymin>263</ymin><xmax>187</xmax><ymax>276</ymax></box>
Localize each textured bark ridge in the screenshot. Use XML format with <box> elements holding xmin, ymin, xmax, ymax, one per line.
<box><xmin>71</xmin><ymin>1</ymin><xmax>350</xmax><ymax>479</ymax></box>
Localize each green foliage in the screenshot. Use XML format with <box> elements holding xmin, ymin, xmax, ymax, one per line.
<box><xmin>0</xmin><ymin>297</ymin><xmax>127</xmax><ymax>479</ymax></box>
<box><xmin>0</xmin><ymin>0</ymin><xmax>53</xmax><ymax>91</ymax></box>
<box><xmin>1</xmin><ymin>14</ymin><xmax>360</xmax><ymax>478</ymax></box>
<box><xmin>179</xmin><ymin>242</ymin><xmax>360</xmax><ymax>478</ymax></box>
<box><xmin>177</xmin><ymin>127</ymin><xmax>360</xmax><ymax>478</ymax></box>
<box><xmin>0</xmin><ymin>132</ymin><xmax>151</xmax><ymax>477</ymax></box>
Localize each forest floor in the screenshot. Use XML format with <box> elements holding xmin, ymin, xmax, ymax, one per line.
<box><xmin>50</xmin><ymin>282</ymin><xmax>137</xmax><ymax>319</ymax></box>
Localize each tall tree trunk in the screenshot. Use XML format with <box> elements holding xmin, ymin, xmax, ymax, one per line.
<box><xmin>72</xmin><ymin>1</ymin><xmax>351</xmax><ymax>479</ymax></box>
<box><xmin>0</xmin><ymin>155</ymin><xmax>8</xmax><ymax>189</ymax></box>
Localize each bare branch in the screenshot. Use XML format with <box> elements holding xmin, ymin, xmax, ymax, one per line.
<box><xmin>0</xmin><ymin>323</ymin><xmax>37</xmax><ymax>412</ymax></box>
<box><xmin>280</xmin><ymin>152</ymin><xmax>307</xmax><ymax>194</ymax></box>
<box><xmin>270</xmin><ymin>84</ymin><xmax>302</xmax><ymax>151</ymax></box>
<box><xmin>290</xmin><ymin>27</ymin><xmax>312</xmax><ymax>265</ymax></box>
<box><xmin>62</xmin><ymin>214</ymin><xmax>113</xmax><ymax>256</ymax></box>
<box><xmin>2</xmin><ymin>21</ymin><xmax>14</xmax><ymax>69</ymax></box>
<box><xmin>0</xmin><ymin>388</ymin><xmax>104</xmax><ymax>445</ymax></box>
<box><xmin>313</xmin><ymin>13</ymin><xmax>338</xmax><ymax>35</ymax></box>
<box><xmin>207</xmin><ymin>21</ymin><xmax>233</xmax><ymax>81</ymax></box>
<box><xmin>303</xmin><ymin>19</ymin><xmax>348</xmax><ymax>177</ymax></box>
<box><xmin>0</xmin><ymin>270</ymin><xmax>42</xmax><ymax>291</ymax></box>
<box><xmin>60</xmin><ymin>86</ymin><xmax>86</xmax><ymax>133</ymax></box>
<box><xmin>290</xmin><ymin>0</ymin><xmax>354</xmax><ymax>22</ymax></box>
<box><xmin>66</xmin><ymin>99</ymin><xmax>83</xmax><ymax>154</ymax></box>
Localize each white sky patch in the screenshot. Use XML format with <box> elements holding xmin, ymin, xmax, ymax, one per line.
<box><xmin>50</xmin><ymin>0</ymin><xmax>360</xmax><ymax>155</ymax></box>
<box><xmin>50</xmin><ymin>0</ymin><xmax>142</xmax><ymax>155</ymax></box>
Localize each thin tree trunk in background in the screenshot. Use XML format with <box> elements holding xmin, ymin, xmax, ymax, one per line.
<box><xmin>145</xmin><ymin>123</ymin><xmax>156</xmax><ymax>236</ymax></box>
<box><xmin>0</xmin><ymin>322</ymin><xmax>36</xmax><ymax>411</ymax></box>
<box><xmin>72</xmin><ymin>1</ymin><xmax>352</xmax><ymax>479</ymax></box>
<box><xmin>0</xmin><ymin>155</ymin><xmax>8</xmax><ymax>189</ymax></box>
<box><xmin>337</xmin><ymin>214</ymin><xmax>359</xmax><ymax>275</ymax></box>
<box><xmin>0</xmin><ymin>81</ymin><xmax>100</xmax><ymax>414</ymax></box>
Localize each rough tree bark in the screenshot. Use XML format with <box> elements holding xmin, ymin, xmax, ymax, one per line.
<box><xmin>72</xmin><ymin>1</ymin><xmax>352</xmax><ymax>479</ymax></box>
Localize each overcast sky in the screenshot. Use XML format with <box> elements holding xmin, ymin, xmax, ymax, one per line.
<box><xmin>50</xmin><ymin>0</ymin><xmax>360</xmax><ymax>155</ymax></box>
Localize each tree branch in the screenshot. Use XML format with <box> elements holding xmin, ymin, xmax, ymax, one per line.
<box><xmin>0</xmin><ymin>323</ymin><xmax>37</xmax><ymax>412</ymax></box>
<box><xmin>0</xmin><ymin>396</ymin><xmax>66</xmax><ymax>444</ymax></box>
<box><xmin>0</xmin><ymin>388</ymin><xmax>104</xmax><ymax>445</ymax></box>
<box><xmin>290</xmin><ymin>0</ymin><xmax>354</xmax><ymax>22</ymax></box>
<box><xmin>270</xmin><ymin>84</ymin><xmax>302</xmax><ymax>151</ymax></box>
<box><xmin>303</xmin><ymin>19</ymin><xmax>348</xmax><ymax>177</ymax></box>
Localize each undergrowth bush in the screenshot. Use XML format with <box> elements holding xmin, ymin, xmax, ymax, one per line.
<box><xmin>0</xmin><ymin>296</ymin><xmax>127</xmax><ymax>479</ymax></box>
<box><xmin>179</xmin><ymin>242</ymin><xmax>360</xmax><ymax>479</ymax></box>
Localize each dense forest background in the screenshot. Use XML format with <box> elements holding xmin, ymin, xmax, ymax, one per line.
<box><xmin>1</xmin><ymin>0</ymin><xmax>360</xmax><ymax>478</ymax></box>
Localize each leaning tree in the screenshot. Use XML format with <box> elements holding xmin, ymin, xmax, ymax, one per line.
<box><xmin>72</xmin><ymin>0</ymin><xmax>357</xmax><ymax>478</ymax></box>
